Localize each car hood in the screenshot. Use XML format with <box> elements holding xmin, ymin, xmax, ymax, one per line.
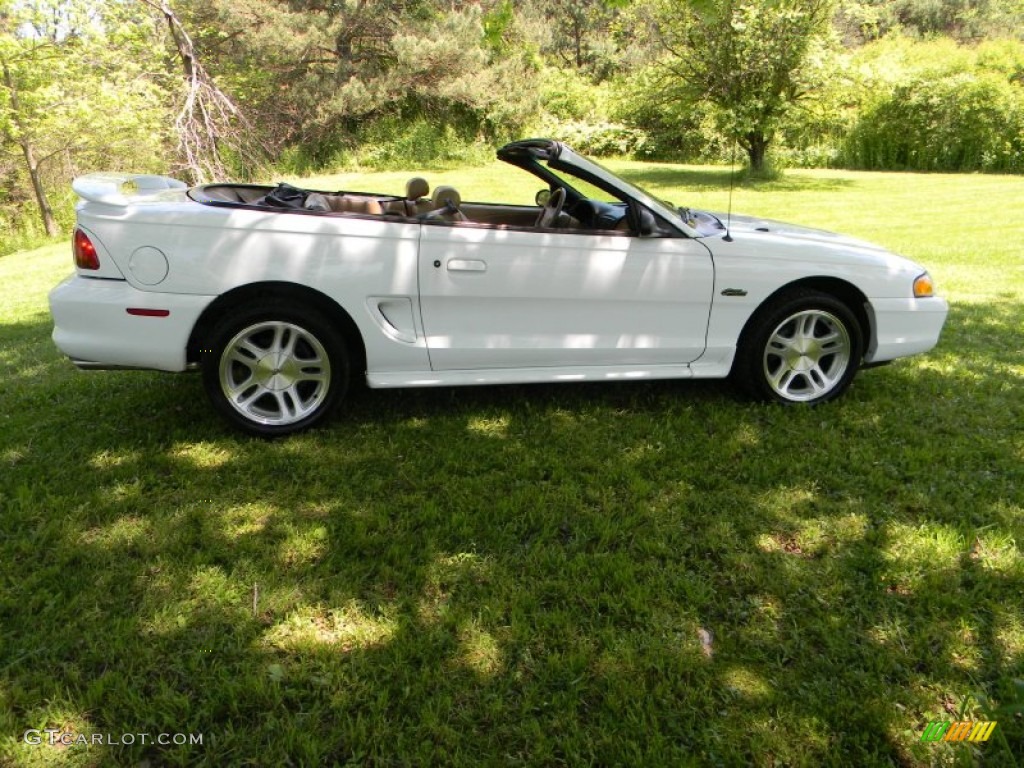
<box><xmin>704</xmin><ymin>212</ymin><xmax>891</xmax><ymax>254</ymax></box>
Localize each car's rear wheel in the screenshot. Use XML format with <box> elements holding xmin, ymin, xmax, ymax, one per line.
<box><xmin>734</xmin><ymin>289</ymin><xmax>863</xmax><ymax>404</ymax></box>
<box><xmin>202</xmin><ymin>302</ymin><xmax>349</xmax><ymax>436</ymax></box>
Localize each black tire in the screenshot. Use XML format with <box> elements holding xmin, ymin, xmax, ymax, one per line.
<box><xmin>733</xmin><ymin>289</ymin><xmax>863</xmax><ymax>404</ymax></box>
<box><xmin>200</xmin><ymin>300</ymin><xmax>350</xmax><ymax>437</ymax></box>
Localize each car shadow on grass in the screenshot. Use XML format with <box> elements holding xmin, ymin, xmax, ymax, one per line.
<box><xmin>1</xmin><ymin>300</ymin><xmax>1022</xmax><ymax>765</ymax></box>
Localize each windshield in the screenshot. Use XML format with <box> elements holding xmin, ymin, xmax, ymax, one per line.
<box><xmin>577</xmin><ymin>155</ymin><xmax>675</xmax><ymax>209</ymax></box>
<box><xmin>552</xmin><ymin>146</ymin><xmax>687</xmax><ymax>229</ymax></box>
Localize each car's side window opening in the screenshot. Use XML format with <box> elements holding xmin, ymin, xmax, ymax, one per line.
<box><xmin>189</xmin><ymin>167</ymin><xmax>674</xmax><ymax>237</ymax></box>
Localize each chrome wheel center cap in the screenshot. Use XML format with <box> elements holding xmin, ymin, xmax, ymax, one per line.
<box><xmin>787</xmin><ymin>340</ymin><xmax>819</xmax><ymax>371</ymax></box>
<box><xmin>255</xmin><ymin>354</ymin><xmax>295</xmax><ymax>390</ymax></box>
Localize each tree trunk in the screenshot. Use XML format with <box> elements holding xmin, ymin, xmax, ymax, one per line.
<box><xmin>744</xmin><ymin>131</ymin><xmax>769</xmax><ymax>173</ymax></box>
<box><xmin>23</xmin><ymin>143</ymin><xmax>59</xmax><ymax>237</ymax></box>
<box><xmin>2</xmin><ymin>62</ymin><xmax>59</xmax><ymax>237</ymax></box>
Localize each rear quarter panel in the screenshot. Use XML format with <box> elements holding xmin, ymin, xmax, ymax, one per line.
<box><xmin>77</xmin><ymin>200</ymin><xmax>427</xmax><ymax>373</ymax></box>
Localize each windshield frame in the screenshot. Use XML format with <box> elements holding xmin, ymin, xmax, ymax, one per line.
<box><xmin>550</xmin><ymin>145</ymin><xmax>698</xmax><ymax>237</ymax></box>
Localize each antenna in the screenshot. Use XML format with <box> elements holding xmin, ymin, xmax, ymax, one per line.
<box><xmin>723</xmin><ymin>140</ymin><xmax>736</xmax><ymax>242</ymax></box>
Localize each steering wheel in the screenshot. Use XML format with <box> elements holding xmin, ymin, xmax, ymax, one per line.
<box><xmin>535</xmin><ymin>187</ymin><xmax>566</xmax><ymax>228</ymax></box>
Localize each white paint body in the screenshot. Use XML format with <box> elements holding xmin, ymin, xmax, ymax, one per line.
<box><xmin>49</xmin><ymin>150</ymin><xmax>948</xmax><ymax>392</ymax></box>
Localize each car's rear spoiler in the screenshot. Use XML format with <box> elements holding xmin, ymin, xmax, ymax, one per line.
<box><xmin>72</xmin><ymin>173</ymin><xmax>188</xmax><ymax>207</ymax></box>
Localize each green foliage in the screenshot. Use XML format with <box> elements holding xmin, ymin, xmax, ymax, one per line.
<box><xmin>538</xmin><ymin>67</ymin><xmax>614</xmax><ymax>121</ymax></box>
<box><xmin>644</xmin><ymin>0</ymin><xmax>836</xmax><ymax>171</ymax></box>
<box><xmin>0</xmin><ymin>0</ymin><xmax>169</xmax><ymax>252</ymax></box>
<box><xmin>611</xmin><ymin>65</ymin><xmax>734</xmax><ymax>161</ymax></box>
<box><xmin>837</xmin><ymin>0</ymin><xmax>1024</xmax><ymax>42</ymax></box>
<box><xmin>334</xmin><ymin>120</ymin><xmax>496</xmax><ymax>172</ymax></box>
<box><xmin>538</xmin><ymin>118</ymin><xmax>651</xmax><ymax>156</ymax></box>
<box><xmin>845</xmin><ymin>71</ymin><xmax>1024</xmax><ymax>171</ymax></box>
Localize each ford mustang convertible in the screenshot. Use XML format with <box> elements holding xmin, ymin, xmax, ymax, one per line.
<box><xmin>49</xmin><ymin>139</ymin><xmax>948</xmax><ymax>436</ymax></box>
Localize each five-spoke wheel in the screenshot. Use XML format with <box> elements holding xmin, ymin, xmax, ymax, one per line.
<box><xmin>735</xmin><ymin>289</ymin><xmax>862</xmax><ymax>404</ymax></box>
<box><xmin>202</xmin><ymin>302</ymin><xmax>349</xmax><ymax>436</ymax></box>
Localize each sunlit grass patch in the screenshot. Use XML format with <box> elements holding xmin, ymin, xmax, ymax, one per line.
<box><xmin>456</xmin><ymin>620</ymin><xmax>505</xmax><ymax>677</ymax></box>
<box><xmin>262</xmin><ymin>603</ymin><xmax>397</xmax><ymax>653</ymax></box>
<box><xmin>883</xmin><ymin>522</ymin><xmax>966</xmax><ymax>589</ymax></box>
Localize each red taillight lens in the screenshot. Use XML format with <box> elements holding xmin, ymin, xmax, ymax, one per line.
<box><xmin>73</xmin><ymin>228</ymin><xmax>99</xmax><ymax>270</ymax></box>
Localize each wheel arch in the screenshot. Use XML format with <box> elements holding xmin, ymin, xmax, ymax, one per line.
<box><xmin>736</xmin><ymin>276</ymin><xmax>872</xmax><ymax>363</ymax></box>
<box><xmin>187</xmin><ymin>282</ymin><xmax>367</xmax><ymax>375</ymax></box>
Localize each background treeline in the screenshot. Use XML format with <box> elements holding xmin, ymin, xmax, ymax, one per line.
<box><xmin>1</xmin><ymin>0</ymin><xmax>1022</xmax><ymax>254</ymax></box>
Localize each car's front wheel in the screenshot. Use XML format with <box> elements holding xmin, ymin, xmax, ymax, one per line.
<box><xmin>202</xmin><ymin>302</ymin><xmax>349</xmax><ymax>436</ymax></box>
<box><xmin>735</xmin><ymin>289</ymin><xmax>863</xmax><ymax>404</ymax></box>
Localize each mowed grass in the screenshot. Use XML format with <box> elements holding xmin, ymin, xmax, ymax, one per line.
<box><xmin>1</xmin><ymin>163</ymin><xmax>1022</xmax><ymax>767</ymax></box>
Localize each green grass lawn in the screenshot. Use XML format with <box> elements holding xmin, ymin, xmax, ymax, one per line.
<box><xmin>1</xmin><ymin>163</ymin><xmax>1022</xmax><ymax>767</ymax></box>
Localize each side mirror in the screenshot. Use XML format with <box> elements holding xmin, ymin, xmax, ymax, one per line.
<box><xmin>535</xmin><ymin>188</ymin><xmax>551</xmax><ymax>207</ymax></box>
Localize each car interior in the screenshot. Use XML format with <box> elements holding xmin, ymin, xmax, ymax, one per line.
<box><xmin>190</xmin><ymin>174</ymin><xmax>636</xmax><ymax>234</ymax></box>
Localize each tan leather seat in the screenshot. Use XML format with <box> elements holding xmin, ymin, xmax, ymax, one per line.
<box><xmin>405</xmin><ymin>177</ymin><xmax>431</xmax><ymax>216</ymax></box>
<box><xmin>422</xmin><ymin>186</ymin><xmax>467</xmax><ymax>222</ymax></box>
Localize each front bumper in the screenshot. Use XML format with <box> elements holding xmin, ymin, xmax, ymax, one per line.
<box><xmin>865</xmin><ymin>296</ymin><xmax>950</xmax><ymax>363</ymax></box>
<box><xmin>49</xmin><ymin>275</ymin><xmax>214</xmax><ymax>372</ymax></box>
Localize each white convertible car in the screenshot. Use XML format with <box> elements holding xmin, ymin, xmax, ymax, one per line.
<box><xmin>50</xmin><ymin>139</ymin><xmax>948</xmax><ymax>436</ymax></box>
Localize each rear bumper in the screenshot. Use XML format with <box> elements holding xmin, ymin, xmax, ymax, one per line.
<box><xmin>49</xmin><ymin>275</ymin><xmax>214</xmax><ymax>372</ymax></box>
<box><xmin>865</xmin><ymin>296</ymin><xmax>949</xmax><ymax>363</ymax></box>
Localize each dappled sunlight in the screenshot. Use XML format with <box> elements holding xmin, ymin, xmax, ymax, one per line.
<box><xmin>969</xmin><ymin>531</ymin><xmax>1022</xmax><ymax>574</ymax></box>
<box><xmin>755</xmin><ymin>484</ymin><xmax>819</xmax><ymax>521</ymax></box>
<box><xmin>756</xmin><ymin>513</ymin><xmax>870</xmax><ymax>560</ymax></box>
<box><xmin>261</xmin><ymin>602</ymin><xmax>396</xmax><ymax>653</ymax></box>
<box><xmin>721</xmin><ymin>666</ymin><xmax>773</xmax><ymax>701</ymax></box>
<box><xmin>140</xmin><ymin>565</ymin><xmax>243</xmax><ymax>637</ymax></box>
<box><xmin>466</xmin><ymin>414</ymin><xmax>510</xmax><ymax>438</ymax></box>
<box><xmin>168</xmin><ymin>441</ymin><xmax>235</xmax><ymax>469</ymax></box>
<box><xmin>219</xmin><ymin>502</ymin><xmax>275</xmax><ymax>539</ymax></box>
<box><xmin>882</xmin><ymin>522</ymin><xmax>965</xmax><ymax>590</ymax></box>
<box><xmin>106</xmin><ymin>479</ymin><xmax>147</xmax><ymax>506</ymax></box>
<box><xmin>2</xmin><ymin>445</ymin><xmax>27</xmax><ymax>466</ymax></box>
<box><xmin>456</xmin><ymin>620</ymin><xmax>504</xmax><ymax>677</ymax></box>
<box><xmin>275</xmin><ymin>522</ymin><xmax>328</xmax><ymax>569</ymax></box>
<box><xmin>3</xmin><ymin>171</ymin><xmax>1024</xmax><ymax>764</ymax></box>
<box><xmin>947</xmin><ymin>621</ymin><xmax>985</xmax><ymax>672</ymax></box>
<box><xmin>732</xmin><ymin>422</ymin><xmax>761</xmax><ymax>449</ymax></box>
<box><xmin>87</xmin><ymin>448</ymin><xmax>141</xmax><ymax>470</ymax></box>
<box><xmin>619</xmin><ymin>438</ymin><xmax>666</xmax><ymax>464</ymax></box>
<box><xmin>1</xmin><ymin>706</ymin><xmax>108</xmax><ymax>765</ymax></box>
<box><xmin>995</xmin><ymin>611</ymin><xmax>1024</xmax><ymax>669</ymax></box>
<box><xmin>418</xmin><ymin>552</ymin><xmax>494</xmax><ymax>624</ymax></box>
<box><xmin>78</xmin><ymin>514</ymin><xmax>151</xmax><ymax>549</ymax></box>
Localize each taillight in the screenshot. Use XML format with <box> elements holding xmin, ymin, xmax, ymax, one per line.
<box><xmin>73</xmin><ymin>228</ymin><xmax>100</xmax><ymax>270</ymax></box>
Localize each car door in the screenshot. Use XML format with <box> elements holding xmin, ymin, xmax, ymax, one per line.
<box><xmin>417</xmin><ymin>220</ymin><xmax>715</xmax><ymax>371</ymax></box>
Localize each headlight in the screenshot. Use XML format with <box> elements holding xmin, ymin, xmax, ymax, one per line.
<box><xmin>913</xmin><ymin>272</ymin><xmax>935</xmax><ymax>298</ymax></box>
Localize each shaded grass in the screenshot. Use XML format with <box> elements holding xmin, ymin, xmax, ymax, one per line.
<box><xmin>1</xmin><ymin>166</ymin><xmax>1022</xmax><ymax>766</ymax></box>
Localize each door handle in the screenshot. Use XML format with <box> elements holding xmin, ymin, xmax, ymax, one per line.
<box><xmin>446</xmin><ymin>259</ymin><xmax>487</xmax><ymax>273</ymax></box>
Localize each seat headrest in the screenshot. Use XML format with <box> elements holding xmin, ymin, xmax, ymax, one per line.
<box><xmin>406</xmin><ymin>177</ymin><xmax>429</xmax><ymax>200</ymax></box>
<box><xmin>432</xmin><ymin>185</ymin><xmax>461</xmax><ymax>209</ymax></box>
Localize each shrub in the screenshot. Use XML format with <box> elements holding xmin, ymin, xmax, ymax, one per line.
<box><xmin>844</xmin><ymin>71</ymin><xmax>1024</xmax><ymax>172</ymax></box>
<box><xmin>537</xmin><ymin>119</ymin><xmax>651</xmax><ymax>157</ymax></box>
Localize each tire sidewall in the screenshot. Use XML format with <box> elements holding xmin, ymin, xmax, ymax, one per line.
<box><xmin>201</xmin><ymin>302</ymin><xmax>349</xmax><ymax>437</ymax></box>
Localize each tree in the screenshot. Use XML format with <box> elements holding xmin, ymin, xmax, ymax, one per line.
<box><xmin>138</xmin><ymin>0</ymin><xmax>262</xmax><ymax>183</ymax></box>
<box><xmin>165</xmin><ymin>0</ymin><xmax>540</xmax><ymax>164</ymax></box>
<box><xmin>0</xmin><ymin>2</ymin><xmax>90</xmax><ymax>236</ymax></box>
<box><xmin>650</xmin><ymin>0</ymin><xmax>834</xmax><ymax>171</ymax></box>
<box><xmin>0</xmin><ymin>1</ymin><xmax>167</xmax><ymax>238</ymax></box>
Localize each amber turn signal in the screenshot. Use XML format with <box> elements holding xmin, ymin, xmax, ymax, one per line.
<box><xmin>913</xmin><ymin>273</ymin><xmax>935</xmax><ymax>298</ymax></box>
